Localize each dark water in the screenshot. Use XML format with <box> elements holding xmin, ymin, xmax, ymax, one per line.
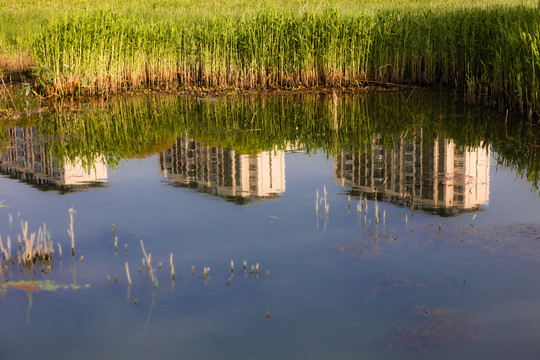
<box><xmin>0</xmin><ymin>92</ymin><xmax>539</xmax><ymax>360</ymax></box>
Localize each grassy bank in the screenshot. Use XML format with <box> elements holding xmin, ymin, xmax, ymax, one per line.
<box><xmin>1</xmin><ymin>1</ymin><xmax>540</xmax><ymax>116</ymax></box>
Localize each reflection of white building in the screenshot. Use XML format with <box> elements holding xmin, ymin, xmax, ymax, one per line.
<box><xmin>334</xmin><ymin>135</ymin><xmax>490</xmax><ymax>214</ymax></box>
<box><xmin>0</xmin><ymin>127</ymin><xmax>107</xmax><ymax>190</ymax></box>
<box><xmin>59</xmin><ymin>158</ymin><xmax>108</xmax><ymax>186</ymax></box>
<box><xmin>159</xmin><ymin>137</ymin><xmax>285</xmax><ymax>203</ymax></box>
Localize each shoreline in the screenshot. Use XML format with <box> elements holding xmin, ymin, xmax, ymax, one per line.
<box><xmin>1</xmin><ymin>3</ymin><xmax>539</xmax><ymax>119</ymax></box>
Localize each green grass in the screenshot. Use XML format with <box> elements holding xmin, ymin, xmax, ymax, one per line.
<box><xmin>1</xmin><ymin>0</ymin><xmax>539</xmax><ymax>116</ymax></box>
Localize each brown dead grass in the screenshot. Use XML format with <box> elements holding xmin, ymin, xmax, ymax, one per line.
<box><xmin>0</xmin><ymin>53</ymin><xmax>34</xmax><ymax>84</ymax></box>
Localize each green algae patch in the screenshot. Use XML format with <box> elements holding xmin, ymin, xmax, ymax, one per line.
<box><xmin>0</xmin><ymin>280</ymin><xmax>90</xmax><ymax>292</ymax></box>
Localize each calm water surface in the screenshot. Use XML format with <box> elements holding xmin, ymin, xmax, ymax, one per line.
<box><xmin>0</xmin><ymin>92</ymin><xmax>539</xmax><ymax>359</ymax></box>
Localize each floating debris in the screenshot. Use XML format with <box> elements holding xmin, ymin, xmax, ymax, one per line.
<box><xmin>374</xmin><ymin>276</ymin><xmax>412</xmax><ymax>291</ymax></box>
<box><xmin>337</xmin><ymin>233</ymin><xmax>399</xmax><ymax>258</ymax></box>
<box><xmin>0</xmin><ymin>280</ymin><xmax>89</xmax><ymax>292</ymax></box>
<box><xmin>373</xmin><ymin>276</ymin><xmax>450</xmax><ymax>293</ymax></box>
<box><xmin>391</xmin><ymin>306</ymin><xmax>481</xmax><ymax>350</ymax></box>
<box><xmin>432</xmin><ymin>222</ymin><xmax>540</xmax><ymax>257</ymax></box>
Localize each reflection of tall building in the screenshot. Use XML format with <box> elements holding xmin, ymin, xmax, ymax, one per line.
<box><xmin>0</xmin><ymin>127</ymin><xmax>107</xmax><ymax>192</ymax></box>
<box><xmin>334</xmin><ymin>135</ymin><xmax>490</xmax><ymax>215</ymax></box>
<box><xmin>159</xmin><ymin>136</ymin><xmax>285</xmax><ymax>204</ymax></box>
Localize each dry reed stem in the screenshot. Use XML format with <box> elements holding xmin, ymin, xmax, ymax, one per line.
<box><xmin>68</xmin><ymin>208</ymin><xmax>75</xmax><ymax>255</ymax></box>
<box><xmin>140</xmin><ymin>239</ymin><xmax>156</xmax><ymax>286</ymax></box>
<box><xmin>170</xmin><ymin>252</ymin><xmax>174</xmax><ymax>280</ymax></box>
<box><xmin>125</xmin><ymin>261</ymin><xmax>132</xmax><ymax>285</ymax></box>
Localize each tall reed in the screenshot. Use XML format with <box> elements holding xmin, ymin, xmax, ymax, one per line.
<box><xmin>27</xmin><ymin>5</ymin><xmax>540</xmax><ymax>116</ymax></box>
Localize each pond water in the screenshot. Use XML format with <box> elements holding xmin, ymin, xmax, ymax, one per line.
<box><xmin>0</xmin><ymin>91</ymin><xmax>539</xmax><ymax>360</ymax></box>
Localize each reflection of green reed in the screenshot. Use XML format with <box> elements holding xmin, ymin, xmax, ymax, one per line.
<box><xmin>0</xmin><ymin>122</ymin><xmax>11</xmax><ymax>148</ymax></box>
<box><xmin>37</xmin><ymin>97</ymin><xmax>188</xmax><ymax>169</ymax></box>
<box><xmin>491</xmin><ymin>121</ymin><xmax>540</xmax><ymax>191</ymax></box>
<box><xmin>35</xmin><ymin>92</ymin><xmax>539</xmax><ymax>191</ymax></box>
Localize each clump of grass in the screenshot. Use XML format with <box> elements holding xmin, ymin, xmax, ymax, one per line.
<box><xmin>30</xmin><ymin>10</ymin><xmax>374</xmax><ymax>94</ymax></box>
<box><xmin>368</xmin><ymin>6</ymin><xmax>540</xmax><ymax>117</ymax></box>
<box><xmin>203</xmin><ymin>266</ymin><xmax>211</xmax><ymax>279</ymax></box>
<box><xmin>0</xmin><ymin>221</ymin><xmax>54</xmax><ymax>272</ymax></box>
<box><xmin>32</xmin><ymin>65</ymin><xmax>93</xmax><ymax>97</ymax></box>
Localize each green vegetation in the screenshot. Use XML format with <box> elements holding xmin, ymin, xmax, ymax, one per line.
<box><xmin>1</xmin><ymin>0</ymin><xmax>539</xmax><ymax>116</ymax></box>
<box><xmin>22</xmin><ymin>92</ymin><xmax>537</xmax><ymax>191</ymax></box>
<box><xmin>0</xmin><ymin>280</ymin><xmax>87</xmax><ymax>292</ymax></box>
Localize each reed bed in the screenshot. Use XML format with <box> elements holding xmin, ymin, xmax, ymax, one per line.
<box><xmin>1</xmin><ymin>1</ymin><xmax>539</xmax><ymax>115</ymax></box>
<box><xmin>29</xmin><ymin>11</ymin><xmax>373</xmax><ymax>93</ymax></box>
<box><xmin>19</xmin><ymin>4</ymin><xmax>538</xmax><ymax>116</ymax></box>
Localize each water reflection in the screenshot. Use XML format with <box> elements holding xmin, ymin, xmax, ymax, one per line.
<box><xmin>159</xmin><ymin>136</ymin><xmax>286</xmax><ymax>204</ymax></box>
<box><xmin>0</xmin><ymin>127</ymin><xmax>107</xmax><ymax>192</ymax></box>
<box><xmin>0</xmin><ymin>92</ymin><xmax>538</xmax><ymax>360</ymax></box>
<box><xmin>335</xmin><ymin>136</ymin><xmax>490</xmax><ymax>216</ymax></box>
<box><xmin>1</xmin><ymin>91</ymin><xmax>537</xmax><ymax>199</ymax></box>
